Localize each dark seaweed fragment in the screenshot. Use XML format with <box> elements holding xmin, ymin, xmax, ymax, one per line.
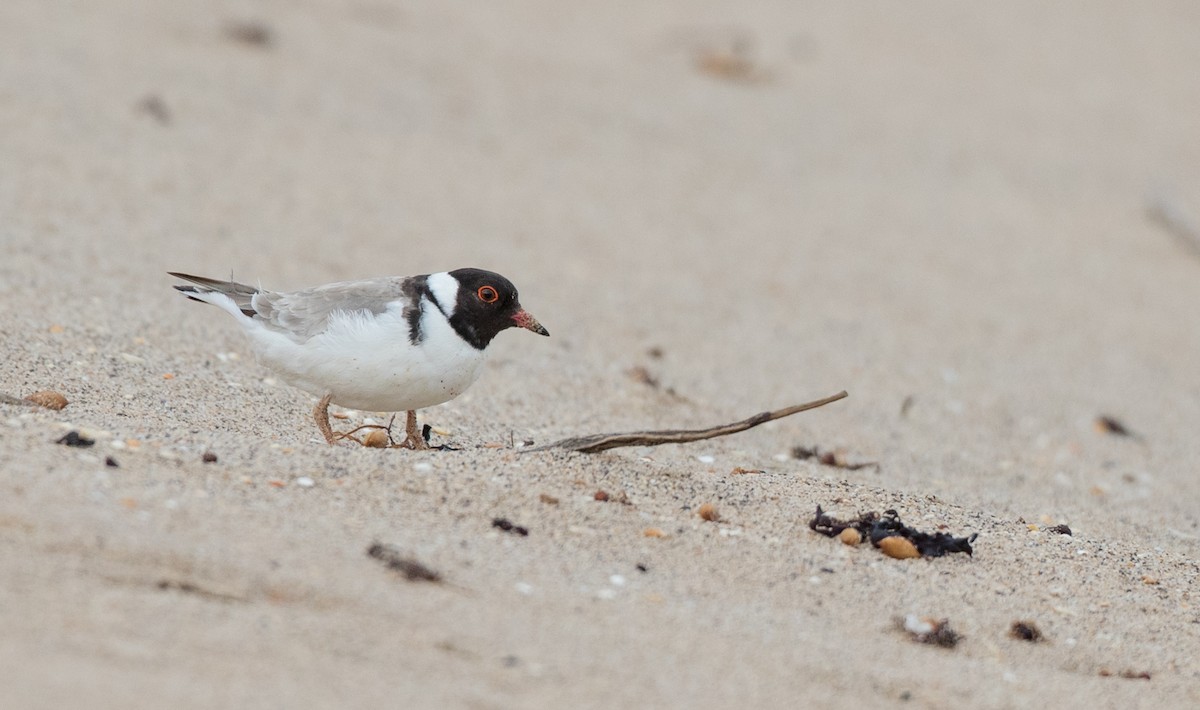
<box><xmin>808</xmin><ymin>505</ymin><xmax>977</xmax><ymax>558</ymax></box>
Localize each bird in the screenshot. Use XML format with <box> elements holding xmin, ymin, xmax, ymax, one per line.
<box><xmin>169</xmin><ymin>268</ymin><xmax>548</xmax><ymax>449</ymax></box>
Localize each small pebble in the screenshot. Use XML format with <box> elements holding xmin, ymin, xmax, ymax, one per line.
<box><xmin>697</xmin><ymin>503</ymin><xmax>720</xmax><ymax>522</ymax></box>
<box><xmin>609</xmin><ymin>574</ymin><xmax>626</xmax><ymax>587</ymax></box>
<box><xmin>24</xmin><ymin>390</ymin><xmax>68</xmax><ymax>410</ymax></box>
<box><xmin>593</xmin><ymin>490</ymin><xmax>610</xmax><ymax>502</ymax></box>
<box><xmin>412</xmin><ymin>461</ymin><xmax>433</xmax><ymax>472</ymax></box>
<box><xmin>697</xmin><ymin>455</ymin><xmax>716</xmax><ymax>464</ymax></box>
<box><xmin>643</xmin><ymin>527</ymin><xmax>666</xmax><ymax>538</ymax></box>
<box><xmin>879</xmin><ymin>536</ymin><xmax>920</xmax><ymax>559</ymax></box>
<box><xmin>363</xmin><ymin>430</ymin><xmax>389</xmax><ymax>448</ymax></box>
<box><xmin>202</xmin><ymin>452</ymin><xmax>218</xmax><ymax>463</ymax></box>
<box><xmin>296</xmin><ymin>477</ymin><xmax>315</xmax><ymax>488</ymax></box>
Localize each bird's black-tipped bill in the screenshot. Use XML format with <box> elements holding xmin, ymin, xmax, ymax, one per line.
<box><xmin>513</xmin><ymin>310</ymin><xmax>549</xmax><ymax>336</ymax></box>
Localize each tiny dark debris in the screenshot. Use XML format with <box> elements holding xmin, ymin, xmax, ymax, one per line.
<box><xmin>1010</xmin><ymin>620</ymin><xmax>1044</xmax><ymax>642</ymax></box>
<box><xmin>1095</xmin><ymin>415</ymin><xmax>1142</xmax><ymax>441</ymax></box>
<box><xmin>492</xmin><ymin>518</ymin><xmax>529</xmax><ymax>536</ymax></box>
<box><xmin>627</xmin><ymin>365</ymin><xmax>660</xmax><ymax>389</ymax></box>
<box><xmin>809</xmin><ymin>505</ymin><xmax>977</xmax><ymax>558</ymax></box>
<box><xmin>422</xmin><ymin>424</ymin><xmax>432</xmax><ymax>443</ymax></box>
<box><xmin>202</xmin><ymin>452</ymin><xmax>218</xmax><ymax>463</ymax></box>
<box><xmin>593</xmin><ymin>489</ymin><xmax>631</xmax><ymax>505</ymax></box>
<box><xmin>635</xmin><ymin>563</ymin><xmax>648</xmax><ymax>573</ymax></box>
<box><xmin>136</xmin><ymin>94</ymin><xmax>171</xmax><ymax>124</ymax></box>
<box><xmin>105</xmin><ymin>456</ymin><xmax>119</xmax><ymax>468</ymax></box>
<box><xmin>155</xmin><ymin>578</ymin><xmax>243</xmax><ymax>603</ymax></box>
<box><xmin>900</xmin><ymin>616</ymin><xmax>961</xmax><ymax>648</ymax></box>
<box><xmin>224</xmin><ymin>20</ymin><xmax>273</xmax><ymax>48</ymax></box>
<box><xmin>56</xmin><ymin>431</ymin><xmax>94</xmax><ymax>448</ymax></box>
<box><xmin>366</xmin><ymin>542</ymin><xmax>441</xmax><ymax>582</ymax></box>
<box><xmin>1045</xmin><ymin>524</ymin><xmax>1072</xmax><ymax>536</ymax></box>
<box><xmin>1099</xmin><ymin>668</ymin><xmax>1152</xmax><ymax>680</ymax></box>
<box><xmin>1147</xmin><ymin>190</ymin><xmax>1200</xmax><ymax>258</ymax></box>
<box><xmin>921</xmin><ymin>621</ymin><xmax>960</xmax><ymax>648</ymax></box>
<box><xmin>792</xmin><ymin>445</ymin><xmax>878</xmax><ymax>471</ymax></box>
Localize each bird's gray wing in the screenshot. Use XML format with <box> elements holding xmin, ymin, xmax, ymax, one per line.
<box><xmin>252</xmin><ymin>276</ymin><xmax>424</xmax><ymax>341</ymax></box>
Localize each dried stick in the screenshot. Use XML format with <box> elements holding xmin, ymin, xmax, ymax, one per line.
<box><xmin>523</xmin><ymin>390</ymin><xmax>848</xmax><ymax>454</ymax></box>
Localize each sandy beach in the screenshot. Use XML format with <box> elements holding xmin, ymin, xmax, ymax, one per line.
<box><xmin>2</xmin><ymin>1</ymin><xmax>1199</xmax><ymax>707</ymax></box>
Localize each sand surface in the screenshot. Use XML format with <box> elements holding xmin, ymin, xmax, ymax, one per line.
<box><xmin>3</xmin><ymin>1</ymin><xmax>1200</xmax><ymax>708</ymax></box>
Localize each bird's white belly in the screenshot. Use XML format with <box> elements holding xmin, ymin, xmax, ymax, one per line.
<box><xmin>248</xmin><ymin>302</ymin><xmax>486</xmax><ymax>412</ymax></box>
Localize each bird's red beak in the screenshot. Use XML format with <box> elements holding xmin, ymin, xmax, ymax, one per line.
<box><xmin>512</xmin><ymin>309</ymin><xmax>549</xmax><ymax>336</ymax></box>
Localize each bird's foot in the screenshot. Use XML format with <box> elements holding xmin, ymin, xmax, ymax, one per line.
<box><xmin>314</xmin><ymin>395</ymin><xmax>400</xmax><ymax>447</ymax></box>
<box><xmin>328</xmin><ymin>412</ymin><xmax>431</xmax><ymax>450</ymax></box>
<box><xmin>314</xmin><ymin>394</ymin><xmax>338</xmax><ymax>445</ymax></box>
<box><xmin>397</xmin><ymin>411</ymin><xmax>429</xmax><ymax>450</ymax></box>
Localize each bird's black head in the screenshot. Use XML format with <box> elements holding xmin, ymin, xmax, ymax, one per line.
<box><xmin>445</xmin><ymin>268</ymin><xmax>549</xmax><ymax>350</ymax></box>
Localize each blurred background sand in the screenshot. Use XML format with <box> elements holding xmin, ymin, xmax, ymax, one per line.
<box><xmin>2</xmin><ymin>2</ymin><xmax>1199</xmax><ymax>707</ymax></box>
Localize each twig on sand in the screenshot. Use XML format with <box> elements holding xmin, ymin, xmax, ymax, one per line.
<box><xmin>522</xmin><ymin>390</ymin><xmax>848</xmax><ymax>454</ymax></box>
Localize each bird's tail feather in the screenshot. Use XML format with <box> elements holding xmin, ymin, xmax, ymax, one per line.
<box><xmin>169</xmin><ymin>272</ymin><xmax>259</xmax><ymax>317</ymax></box>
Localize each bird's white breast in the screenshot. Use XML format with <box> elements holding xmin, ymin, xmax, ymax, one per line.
<box><xmin>244</xmin><ymin>296</ymin><xmax>486</xmax><ymax>412</ymax></box>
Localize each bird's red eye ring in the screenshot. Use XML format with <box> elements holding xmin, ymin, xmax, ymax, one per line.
<box><xmin>478</xmin><ymin>285</ymin><xmax>499</xmax><ymax>303</ymax></box>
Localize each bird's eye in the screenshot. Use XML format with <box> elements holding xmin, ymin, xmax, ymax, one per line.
<box><xmin>477</xmin><ymin>285</ymin><xmax>499</xmax><ymax>303</ymax></box>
